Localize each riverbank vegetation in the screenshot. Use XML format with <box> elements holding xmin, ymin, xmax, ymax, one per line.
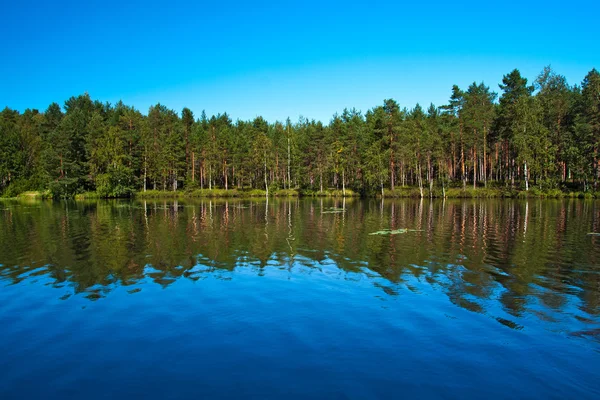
<box><xmin>1</xmin><ymin>67</ymin><xmax>599</xmax><ymax>199</ymax></box>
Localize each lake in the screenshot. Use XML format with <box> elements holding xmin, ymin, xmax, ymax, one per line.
<box><xmin>0</xmin><ymin>198</ymin><xmax>599</xmax><ymax>399</ymax></box>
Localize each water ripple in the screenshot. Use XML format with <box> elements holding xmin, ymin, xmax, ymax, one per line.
<box><xmin>1</xmin><ymin>198</ymin><xmax>599</xmax><ymax>398</ymax></box>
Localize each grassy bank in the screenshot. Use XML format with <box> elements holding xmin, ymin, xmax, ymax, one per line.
<box><xmin>135</xmin><ymin>188</ymin><xmax>301</xmax><ymax>199</ymax></box>
<box><xmin>133</xmin><ymin>188</ymin><xmax>359</xmax><ymax>199</ymax></box>
<box><xmin>128</xmin><ymin>187</ymin><xmax>596</xmax><ymax>199</ymax></box>
<box><xmin>74</xmin><ymin>191</ymin><xmax>103</xmax><ymax>200</ymax></box>
<box><xmin>301</xmin><ymin>189</ymin><xmax>359</xmax><ymax>197</ymax></box>
<box><xmin>382</xmin><ymin>186</ymin><xmax>598</xmax><ymax>199</ymax></box>
<box><xmin>4</xmin><ymin>187</ymin><xmax>600</xmax><ymax>200</ymax></box>
<box><xmin>14</xmin><ymin>190</ymin><xmax>53</xmax><ymax>200</ymax></box>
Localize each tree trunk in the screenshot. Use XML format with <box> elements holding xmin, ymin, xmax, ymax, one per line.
<box><xmin>287</xmin><ymin>136</ymin><xmax>291</xmax><ymax>189</ymax></box>
<box><xmin>264</xmin><ymin>152</ymin><xmax>269</xmax><ymax>197</ymax></box>
<box><xmin>461</xmin><ymin>143</ymin><xmax>466</xmax><ymax>190</ymax></box>
<box><xmin>192</xmin><ymin>152</ymin><xmax>195</xmax><ymax>182</ymax></box>
<box><xmin>511</xmin><ymin>158</ymin><xmax>515</xmax><ymax>188</ymax></box>
<box><xmin>524</xmin><ymin>161</ymin><xmax>529</xmax><ymax>191</ymax></box>
<box><xmin>390</xmin><ymin>124</ymin><xmax>395</xmax><ymax>191</ymax></box>
<box><xmin>200</xmin><ymin>161</ymin><xmax>204</xmax><ymax>190</ymax></box>
<box><xmin>224</xmin><ymin>162</ymin><xmax>228</xmax><ymax>191</ymax></box>
<box><xmin>320</xmin><ymin>170</ymin><xmax>323</xmax><ymax>193</ymax></box>
<box><xmin>473</xmin><ymin>144</ymin><xmax>477</xmax><ymax>190</ymax></box>
<box><xmin>483</xmin><ymin>127</ymin><xmax>487</xmax><ymax>187</ymax></box>
<box><xmin>460</xmin><ymin>122</ymin><xmax>465</xmax><ymax>189</ymax></box>
<box><xmin>417</xmin><ymin>162</ymin><xmax>423</xmax><ymax>198</ymax></box>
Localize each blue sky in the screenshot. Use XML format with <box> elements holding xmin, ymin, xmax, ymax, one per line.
<box><xmin>2</xmin><ymin>0</ymin><xmax>598</xmax><ymax>122</ymax></box>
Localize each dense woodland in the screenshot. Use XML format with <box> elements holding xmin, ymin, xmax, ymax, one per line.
<box><xmin>1</xmin><ymin>67</ymin><xmax>599</xmax><ymax>198</ymax></box>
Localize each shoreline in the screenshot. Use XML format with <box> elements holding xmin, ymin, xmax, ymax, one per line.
<box><xmin>3</xmin><ymin>187</ymin><xmax>600</xmax><ymax>200</ymax></box>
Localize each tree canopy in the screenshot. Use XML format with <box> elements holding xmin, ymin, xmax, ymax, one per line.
<box><xmin>1</xmin><ymin>67</ymin><xmax>599</xmax><ymax>198</ymax></box>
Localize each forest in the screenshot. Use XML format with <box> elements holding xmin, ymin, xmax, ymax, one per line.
<box><xmin>1</xmin><ymin>66</ymin><xmax>599</xmax><ymax>198</ymax></box>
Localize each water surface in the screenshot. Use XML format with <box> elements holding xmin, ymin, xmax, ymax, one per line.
<box><xmin>1</xmin><ymin>198</ymin><xmax>599</xmax><ymax>399</ymax></box>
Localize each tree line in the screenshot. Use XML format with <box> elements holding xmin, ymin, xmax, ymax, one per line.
<box><xmin>1</xmin><ymin>66</ymin><xmax>599</xmax><ymax>198</ymax></box>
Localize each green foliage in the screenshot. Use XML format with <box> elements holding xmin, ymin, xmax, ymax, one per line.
<box><xmin>15</xmin><ymin>190</ymin><xmax>52</xmax><ymax>200</ymax></box>
<box><xmin>383</xmin><ymin>187</ymin><xmax>423</xmax><ymax>198</ymax></box>
<box><xmin>273</xmin><ymin>189</ymin><xmax>300</xmax><ymax>197</ymax></box>
<box><xmin>135</xmin><ymin>190</ymin><xmax>182</xmax><ymax>199</ymax></box>
<box><xmin>48</xmin><ymin>177</ymin><xmax>82</xmax><ymax>199</ymax></box>
<box><xmin>96</xmin><ymin>165</ymin><xmax>136</xmax><ymax>198</ymax></box>
<box><xmin>135</xmin><ymin>188</ymin><xmax>270</xmax><ymax>198</ymax></box>
<box><xmin>245</xmin><ymin>189</ymin><xmax>268</xmax><ymax>197</ymax></box>
<box><xmin>545</xmin><ymin>189</ymin><xmax>565</xmax><ymax>198</ymax></box>
<box><xmin>1</xmin><ymin>66</ymin><xmax>600</xmax><ymax>199</ymax></box>
<box><xmin>187</xmin><ymin>189</ymin><xmax>240</xmax><ymax>198</ymax></box>
<box><xmin>74</xmin><ymin>191</ymin><xmax>102</xmax><ymax>200</ymax></box>
<box><xmin>302</xmin><ymin>189</ymin><xmax>358</xmax><ymax>197</ymax></box>
<box><xmin>3</xmin><ymin>179</ymin><xmax>36</xmax><ymax>198</ymax></box>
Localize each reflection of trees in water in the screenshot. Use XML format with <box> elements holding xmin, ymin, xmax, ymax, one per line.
<box><xmin>0</xmin><ymin>198</ymin><xmax>599</xmax><ymax>324</ymax></box>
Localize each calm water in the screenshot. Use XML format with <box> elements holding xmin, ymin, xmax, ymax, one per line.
<box><xmin>1</xmin><ymin>198</ymin><xmax>599</xmax><ymax>399</ymax></box>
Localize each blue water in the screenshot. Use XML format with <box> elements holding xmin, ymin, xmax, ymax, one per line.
<box><xmin>0</xmin><ymin>199</ymin><xmax>599</xmax><ymax>399</ymax></box>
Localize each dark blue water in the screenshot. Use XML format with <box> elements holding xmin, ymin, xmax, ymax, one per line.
<box><xmin>1</xmin><ymin>199</ymin><xmax>599</xmax><ymax>398</ymax></box>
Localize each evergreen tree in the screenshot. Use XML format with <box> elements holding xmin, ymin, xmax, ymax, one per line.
<box><xmin>1</xmin><ymin>65</ymin><xmax>599</xmax><ymax>198</ymax></box>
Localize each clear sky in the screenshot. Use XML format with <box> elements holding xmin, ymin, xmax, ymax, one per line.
<box><xmin>2</xmin><ymin>0</ymin><xmax>598</xmax><ymax>123</ymax></box>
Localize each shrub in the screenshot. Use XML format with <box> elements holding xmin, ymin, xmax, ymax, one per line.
<box><xmin>15</xmin><ymin>190</ymin><xmax>52</xmax><ymax>200</ymax></box>
<box><xmin>302</xmin><ymin>188</ymin><xmax>357</xmax><ymax>197</ymax></box>
<box><xmin>382</xmin><ymin>187</ymin><xmax>421</xmax><ymax>198</ymax></box>
<box><xmin>95</xmin><ymin>166</ymin><xmax>136</xmax><ymax>198</ymax></box>
<box><xmin>74</xmin><ymin>191</ymin><xmax>101</xmax><ymax>200</ymax></box>
<box><xmin>245</xmin><ymin>189</ymin><xmax>267</xmax><ymax>197</ymax></box>
<box><xmin>545</xmin><ymin>189</ymin><xmax>564</xmax><ymax>198</ymax></box>
<box><xmin>135</xmin><ymin>190</ymin><xmax>181</xmax><ymax>198</ymax></box>
<box><xmin>273</xmin><ymin>189</ymin><xmax>299</xmax><ymax>197</ymax></box>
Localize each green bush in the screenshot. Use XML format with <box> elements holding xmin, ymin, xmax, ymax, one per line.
<box><xmin>96</xmin><ymin>166</ymin><xmax>135</xmax><ymax>198</ymax></box>
<box><xmin>3</xmin><ymin>179</ymin><xmax>32</xmax><ymax>198</ymax></box>
<box><xmin>444</xmin><ymin>188</ymin><xmax>465</xmax><ymax>198</ymax></box>
<box><xmin>545</xmin><ymin>189</ymin><xmax>565</xmax><ymax>198</ymax></box>
<box><xmin>74</xmin><ymin>191</ymin><xmax>101</xmax><ymax>200</ymax></box>
<box><xmin>529</xmin><ymin>187</ymin><xmax>544</xmax><ymax>197</ymax></box>
<box><xmin>301</xmin><ymin>188</ymin><xmax>357</xmax><ymax>197</ymax></box>
<box><xmin>48</xmin><ymin>178</ymin><xmax>83</xmax><ymax>199</ymax></box>
<box><xmin>273</xmin><ymin>189</ymin><xmax>299</xmax><ymax>197</ymax></box>
<box><xmin>382</xmin><ymin>187</ymin><xmax>422</xmax><ymax>198</ymax></box>
<box><xmin>245</xmin><ymin>189</ymin><xmax>268</xmax><ymax>197</ymax></box>
<box><xmin>15</xmin><ymin>190</ymin><xmax>52</xmax><ymax>200</ymax></box>
<box><xmin>135</xmin><ymin>190</ymin><xmax>181</xmax><ymax>198</ymax></box>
